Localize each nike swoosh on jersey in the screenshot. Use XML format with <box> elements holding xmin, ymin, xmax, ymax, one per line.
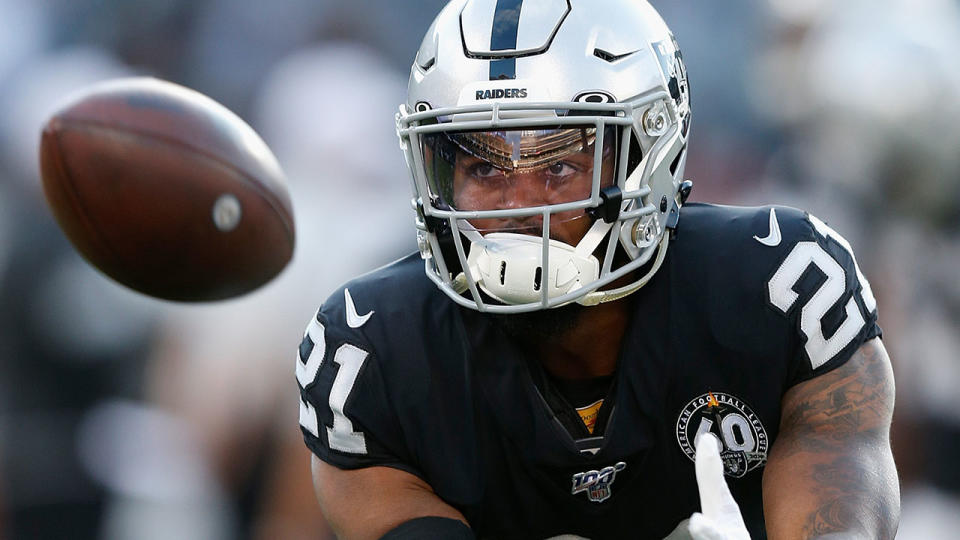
<box><xmin>754</xmin><ymin>208</ymin><xmax>782</xmax><ymax>247</ymax></box>
<box><xmin>344</xmin><ymin>288</ymin><xmax>374</xmax><ymax>328</ymax></box>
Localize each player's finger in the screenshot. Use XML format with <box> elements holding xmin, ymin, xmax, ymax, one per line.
<box><xmin>693</xmin><ymin>433</ymin><xmax>738</xmax><ymax>518</ymax></box>
<box><xmin>687</xmin><ymin>512</ymin><xmax>726</xmax><ymax>540</ymax></box>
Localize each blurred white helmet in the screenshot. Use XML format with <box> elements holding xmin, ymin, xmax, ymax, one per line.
<box><xmin>396</xmin><ymin>0</ymin><xmax>691</xmax><ymax>313</ymax></box>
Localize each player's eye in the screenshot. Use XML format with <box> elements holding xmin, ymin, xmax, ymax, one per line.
<box><xmin>470</xmin><ymin>163</ymin><xmax>506</xmax><ymax>179</ymax></box>
<box><xmin>545</xmin><ymin>161</ymin><xmax>578</xmax><ymax>178</ymax></box>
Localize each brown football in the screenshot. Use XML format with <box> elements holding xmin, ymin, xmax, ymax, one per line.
<box><xmin>39</xmin><ymin>77</ymin><xmax>295</xmax><ymax>302</ymax></box>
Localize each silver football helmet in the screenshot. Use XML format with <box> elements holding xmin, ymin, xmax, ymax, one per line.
<box><xmin>396</xmin><ymin>0</ymin><xmax>691</xmax><ymax>313</ymax></box>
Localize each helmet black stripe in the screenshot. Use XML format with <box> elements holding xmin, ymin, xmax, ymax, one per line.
<box><xmin>489</xmin><ymin>0</ymin><xmax>523</xmax><ymax>80</ymax></box>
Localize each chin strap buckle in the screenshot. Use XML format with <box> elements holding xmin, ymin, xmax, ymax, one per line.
<box><xmin>679</xmin><ymin>179</ymin><xmax>694</xmax><ymax>204</ymax></box>
<box><xmin>416</xmin><ymin>199</ymin><xmax>446</xmax><ymax>235</ymax></box>
<box><xmin>416</xmin><ymin>199</ymin><xmax>464</xmax><ymax>277</ymax></box>
<box><xmin>666</xmin><ymin>180</ymin><xmax>694</xmax><ymax>232</ymax></box>
<box><xmin>587</xmin><ymin>185</ymin><xmax>623</xmax><ymax>224</ymax></box>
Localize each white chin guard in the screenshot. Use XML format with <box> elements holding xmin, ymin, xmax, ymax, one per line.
<box><xmin>466</xmin><ymin>233</ymin><xmax>600</xmax><ymax>305</ymax></box>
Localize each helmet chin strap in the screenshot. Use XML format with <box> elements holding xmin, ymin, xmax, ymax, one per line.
<box><xmin>573</xmin><ymin>217</ymin><xmax>614</xmax><ymax>261</ymax></box>
<box><xmin>578</xmin><ymin>232</ymin><xmax>669</xmax><ymax>306</ymax></box>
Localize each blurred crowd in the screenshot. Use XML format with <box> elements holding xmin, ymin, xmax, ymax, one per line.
<box><xmin>0</xmin><ymin>0</ymin><xmax>957</xmax><ymax>538</ymax></box>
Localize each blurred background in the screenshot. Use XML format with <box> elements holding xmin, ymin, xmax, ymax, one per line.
<box><xmin>0</xmin><ymin>0</ymin><xmax>957</xmax><ymax>538</ymax></box>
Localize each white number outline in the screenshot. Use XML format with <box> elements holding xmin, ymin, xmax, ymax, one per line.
<box><xmin>767</xmin><ymin>216</ymin><xmax>875</xmax><ymax>369</ymax></box>
<box><xmin>296</xmin><ymin>315</ymin><xmax>369</xmax><ymax>454</ymax></box>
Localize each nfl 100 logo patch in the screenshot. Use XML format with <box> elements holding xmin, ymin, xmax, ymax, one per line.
<box><xmin>676</xmin><ymin>391</ymin><xmax>769</xmax><ymax>478</ymax></box>
<box><xmin>571</xmin><ymin>462</ymin><xmax>626</xmax><ymax>503</ymax></box>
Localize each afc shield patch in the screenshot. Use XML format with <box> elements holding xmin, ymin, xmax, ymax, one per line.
<box><xmin>676</xmin><ymin>392</ymin><xmax>768</xmax><ymax>478</ymax></box>
<box><xmin>571</xmin><ymin>462</ymin><xmax>626</xmax><ymax>503</ymax></box>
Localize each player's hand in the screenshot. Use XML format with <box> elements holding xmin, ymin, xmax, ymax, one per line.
<box><xmin>663</xmin><ymin>433</ymin><xmax>751</xmax><ymax>540</ymax></box>
<box><xmin>689</xmin><ymin>432</ymin><xmax>750</xmax><ymax>540</ymax></box>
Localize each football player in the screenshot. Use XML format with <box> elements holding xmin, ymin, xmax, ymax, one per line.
<box><xmin>295</xmin><ymin>1</ymin><xmax>899</xmax><ymax>538</ymax></box>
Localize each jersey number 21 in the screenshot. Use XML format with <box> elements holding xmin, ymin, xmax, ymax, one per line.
<box><xmin>767</xmin><ymin>215</ymin><xmax>877</xmax><ymax>370</ymax></box>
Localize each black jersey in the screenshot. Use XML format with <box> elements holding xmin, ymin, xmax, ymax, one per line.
<box><xmin>296</xmin><ymin>203</ymin><xmax>881</xmax><ymax>540</ymax></box>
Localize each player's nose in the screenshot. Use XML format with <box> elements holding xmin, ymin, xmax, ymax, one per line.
<box><xmin>500</xmin><ymin>171</ymin><xmax>550</xmax><ymax>209</ymax></box>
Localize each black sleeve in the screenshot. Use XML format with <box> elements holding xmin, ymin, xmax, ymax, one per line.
<box><xmin>295</xmin><ymin>299</ymin><xmax>422</xmax><ymax>478</ymax></box>
<box><xmin>766</xmin><ymin>212</ymin><xmax>882</xmax><ymax>386</ymax></box>
<box><xmin>380</xmin><ymin>517</ymin><xmax>474</xmax><ymax>540</ymax></box>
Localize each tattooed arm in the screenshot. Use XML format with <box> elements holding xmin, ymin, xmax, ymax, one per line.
<box><xmin>763</xmin><ymin>338</ymin><xmax>900</xmax><ymax>539</ymax></box>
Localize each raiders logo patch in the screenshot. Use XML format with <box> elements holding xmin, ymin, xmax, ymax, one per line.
<box><xmin>676</xmin><ymin>392</ymin><xmax>768</xmax><ymax>478</ymax></box>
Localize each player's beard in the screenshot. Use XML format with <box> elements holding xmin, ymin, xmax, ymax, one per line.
<box><xmin>487</xmin><ymin>302</ymin><xmax>586</xmax><ymax>340</ymax></box>
<box><xmin>484</xmin><ymin>239</ymin><xmax>637</xmax><ymax>340</ymax></box>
